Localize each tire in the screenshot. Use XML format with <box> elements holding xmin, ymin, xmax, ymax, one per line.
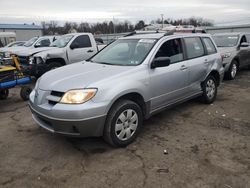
<box><xmin>201</xmin><ymin>75</ymin><xmax>218</xmax><ymax>104</ymax></box>
<box><xmin>47</xmin><ymin>62</ymin><xmax>62</xmax><ymax>71</ymax></box>
<box><xmin>0</xmin><ymin>89</ymin><xmax>9</xmax><ymax>100</ymax></box>
<box><xmin>225</xmin><ymin>60</ymin><xmax>238</xmax><ymax>80</ymax></box>
<box><xmin>103</xmin><ymin>100</ymin><xmax>143</xmax><ymax>147</ymax></box>
<box><xmin>20</xmin><ymin>86</ymin><xmax>32</xmax><ymax>101</ymax></box>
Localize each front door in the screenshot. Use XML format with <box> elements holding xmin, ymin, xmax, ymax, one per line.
<box><xmin>149</xmin><ymin>38</ymin><xmax>189</xmax><ymax>111</ymax></box>
<box><xmin>67</xmin><ymin>35</ymin><xmax>96</xmax><ymax>64</ymax></box>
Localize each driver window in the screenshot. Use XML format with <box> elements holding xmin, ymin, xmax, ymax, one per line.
<box><xmin>155</xmin><ymin>38</ymin><xmax>184</xmax><ymax>64</ymax></box>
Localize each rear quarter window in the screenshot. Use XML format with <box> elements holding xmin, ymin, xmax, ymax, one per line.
<box><xmin>184</xmin><ymin>37</ymin><xmax>205</xmax><ymax>59</ymax></box>
<box><xmin>202</xmin><ymin>37</ymin><xmax>217</xmax><ymax>55</ymax></box>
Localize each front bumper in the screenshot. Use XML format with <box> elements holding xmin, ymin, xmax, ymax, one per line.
<box><xmin>29</xmin><ymin>90</ymin><xmax>108</xmax><ymax>137</ymax></box>
<box><xmin>29</xmin><ymin>104</ymin><xmax>106</xmax><ymax>137</ymax></box>
<box><xmin>0</xmin><ymin>57</ymin><xmax>12</xmax><ymax>65</ymax></box>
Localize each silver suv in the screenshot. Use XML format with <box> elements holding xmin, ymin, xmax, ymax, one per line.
<box><xmin>213</xmin><ymin>33</ymin><xmax>250</xmax><ymax>80</ymax></box>
<box><xmin>29</xmin><ymin>32</ymin><xmax>224</xmax><ymax>147</ymax></box>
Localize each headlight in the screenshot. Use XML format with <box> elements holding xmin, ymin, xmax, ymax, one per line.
<box><xmin>5</xmin><ymin>52</ymin><xmax>11</xmax><ymax>58</ymax></box>
<box><xmin>222</xmin><ymin>53</ymin><xmax>231</xmax><ymax>58</ymax></box>
<box><xmin>36</xmin><ymin>57</ymin><xmax>44</xmax><ymax>64</ymax></box>
<box><xmin>60</xmin><ymin>89</ymin><xmax>97</xmax><ymax>104</ymax></box>
<box><xmin>29</xmin><ymin>56</ymin><xmax>34</xmax><ymax>64</ymax></box>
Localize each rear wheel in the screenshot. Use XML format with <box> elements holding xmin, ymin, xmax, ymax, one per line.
<box><xmin>0</xmin><ymin>89</ymin><xmax>9</xmax><ymax>100</ymax></box>
<box><xmin>225</xmin><ymin>60</ymin><xmax>238</xmax><ymax>80</ymax></box>
<box><xmin>103</xmin><ymin>100</ymin><xmax>143</xmax><ymax>147</ymax></box>
<box><xmin>201</xmin><ymin>75</ymin><xmax>217</xmax><ymax>104</ymax></box>
<box><xmin>20</xmin><ymin>86</ymin><xmax>32</xmax><ymax>101</ymax></box>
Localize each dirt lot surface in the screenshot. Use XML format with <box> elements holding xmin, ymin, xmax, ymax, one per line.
<box><xmin>1</xmin><ymin>70</ymin><xmax>250</xmax><ymax>188</ymax></box>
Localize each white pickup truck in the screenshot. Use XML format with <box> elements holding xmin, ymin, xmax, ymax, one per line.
<box><xmin>29</xmin><ymin>33</ymin><xmax>106</xmax><ymax>77</ymax></box>
<box><xmin>0</xmin><ymin>36</ymin><xmax>58</xmax><ymax>65</ymax></box>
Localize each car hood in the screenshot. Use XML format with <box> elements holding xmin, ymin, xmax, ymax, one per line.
<box><xmin>0</xmin><ymin>46</ymin><xmax>28</xmax><ymax>53</ymax></box>
<box><xmin>217</xmin><ymin>47</ymin><xmax>236</xmax><ymax>53</ymax></box>
<box><xmin>33</xmin><ymin>47</ymin><xmax>65</xmax><ymax>59</ymax></box>
<box><xmin>39</xmin><ymin>61</ymin><xmax>134</xmax><ymax>91</ymax></box>
<box><xmin>16</xmin><ymin>47</ymin><xmax>55</xmax><ymax>56</ymax></box>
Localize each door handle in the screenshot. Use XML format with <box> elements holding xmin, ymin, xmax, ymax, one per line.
<box><xmin>204</xmin><ymin>59</ymin><xmax>209</xmax><ymax>64</ymax></box>
<box><xmin>180</xmin><ymin>65</ymin><xmax>188</xmax><ymax>71</ymax></box>
<box><xmin>87</xmin><ymin>50</ymin><xmax>94</xmax><ymax>53</ymax></box>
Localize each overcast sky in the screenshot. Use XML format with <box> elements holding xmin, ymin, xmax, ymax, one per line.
<box><xmin>0</xmin><ymin>0</ymin><xmax>250</xmax><ymax>25</ymax></box>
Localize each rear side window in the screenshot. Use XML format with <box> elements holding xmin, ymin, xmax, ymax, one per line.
<box><xmin>72</xmin><ymin>35</ymin><xmax>92</xmax><ymax>48</ymax></box>
<box><xmin>184</xmin><ymin>37</ymin><xmax>205</xmax><ymax>59</ymax></box>
<box><xmin>202</xmin><ymin>38</ymin><xmax>217</xmax><ymax>55</ymax></box>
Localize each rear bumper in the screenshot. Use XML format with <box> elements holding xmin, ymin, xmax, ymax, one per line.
<box><xmin>29</xmin><ymin>103</ymin><xmax>106</xmax><ymax>137</ymax></box>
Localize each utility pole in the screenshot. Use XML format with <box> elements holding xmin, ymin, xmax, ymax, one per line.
<box><xmin>161</xmin><ymin>14</ymin><xmax>164</xmax><ymax>29</ymax></box>
<box><xmin>113</xmin><ymin>16</ymin><xmax>116</xmax><ymax>34</ymax></box>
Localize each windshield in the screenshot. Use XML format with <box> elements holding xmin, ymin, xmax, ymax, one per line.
<box><xmin>50</xmin><ymin>35</ymin><xmax>73</xmax><ymax>48</ymax></box>
<box><xmin>24</xmin><ymin>37</ymin><xmax>39</xmax><ymax>47</ymax></box>
<box><xmin>90</xmin><ymin>39</ymin><xmax>156</xmax><ymax>66</ymax></box>
<box><xmin>213</xmin><ymin>35</ymin><xmax>239</xmax><ymax>47</ymax></box>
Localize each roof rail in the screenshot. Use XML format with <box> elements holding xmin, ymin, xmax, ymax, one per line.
<box><xmin>163</xmin><ymin>29</ymin><xmax>176</xmax><ymax>36</ymax></box>
<box><xmin>123</xmin><ymin>30</ymin><xmax>161</xmax><ymax>37</ymax></box>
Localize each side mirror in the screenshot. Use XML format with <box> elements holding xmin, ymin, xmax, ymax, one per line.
<box><xmin>240</xmin><ymin>42</ymin><xmax>249</xmax><ymax>48</ymax></box>
<box><xmin>151</xmin><ymin>57</ymin><xmax>171</xmax><ymax>69</ymax></box>
<box><xmin>70</xmin><ymin>42</ymin><xmax>79</xmax><ymax>49</ymax></box>
<box><xmin>34</xmin><ymin>44</ymin><xmax>41</xmax><ymax>48</ymax></box>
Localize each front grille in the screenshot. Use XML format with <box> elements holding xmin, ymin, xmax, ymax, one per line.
<box><xmin>51</xmin><ymin>91</ymin><xmax>64</xmax><ymax>97</ymax></box>
<box><xmin>0</xmin><ymin>70</ymin><xmax>15</xmax><ymax>83</ymax></box>
<box><xmin>47</xmin><ymin>90</ymin><xmax>65</xmax><ymax>105</ymax></box>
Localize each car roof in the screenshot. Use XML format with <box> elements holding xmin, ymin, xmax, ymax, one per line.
<box><xmin>121</xmin><ymin>32</ymin><xmax>211</xmax><ymax>40</ymax></box>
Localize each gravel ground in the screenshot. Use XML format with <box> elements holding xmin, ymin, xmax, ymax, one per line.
<box><xmin>0</xmin><ymin>70</ymin><xmax>250</xmax><ymax>188</ymax></box>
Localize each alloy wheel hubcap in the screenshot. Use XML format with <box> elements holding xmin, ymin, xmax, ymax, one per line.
<box><xmin>231</xmin><ymin>64</ymin><xmax>237</xmax><ymax>78</ymax></box>
<box><xmin>115</xmin><ymin>109</ymin><xmax>138</xmax><ymax>141</ymax></box>
<box><xmin>206</xmin><ymin>79</ymin><xmax>216</xmax><ymax>99</ymax></box>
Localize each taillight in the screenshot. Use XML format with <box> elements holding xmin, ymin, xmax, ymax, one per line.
<box><xmin>220</xmin><ymin>53</ymin><xmax>224</xmax><ymax>62</ymax></box>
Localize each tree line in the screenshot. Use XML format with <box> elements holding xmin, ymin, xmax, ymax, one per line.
<box><xmin>41</xmin><ymin>17</ymin><xmax>213</xmax><ymax>35</ymax></box>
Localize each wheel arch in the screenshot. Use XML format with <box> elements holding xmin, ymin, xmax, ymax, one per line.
<box><xmin>46</xmin><ymin>58</ymin><xmax>66</xmax><ymax>65</ymax></box>
<box><xmin>107</xmin><ymin>92</ymin><xmax>149</xmax><ymax>119</ymax></box>
<box><xmin>205</xmin><ymin>70</ymin><xmax>221</xmax><ymax>86</ymax></box>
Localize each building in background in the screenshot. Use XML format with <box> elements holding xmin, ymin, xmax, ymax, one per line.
<box><xmin>205</xmin><ymin>24</ymin><xmax>250</xmax><ymax>34</ymax></box>
<box><xmin>0</xmin><ymin>24</ymin><xmax>42</xmax><ymax>41</ymax></box>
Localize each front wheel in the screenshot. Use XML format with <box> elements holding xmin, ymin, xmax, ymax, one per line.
<box><xmin>201</xmin><ymin>75</ymin><xmax>217</xmax><ymax>104</ymax></box>
<box><xmin>225</xmin><ymin>60</ymin><xmax>238</xmax><ymax>80</ymax></box>
<box><xmin>103</xmin><ymin>100</ymin><xmax>143</xmax><ymax>147</ymax></box>
<box><xmin>0</xmin><ymin>89</ymin><xmax>9</xmax><ymax>100</ymax></box>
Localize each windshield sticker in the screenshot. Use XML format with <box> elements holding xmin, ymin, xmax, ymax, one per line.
<box><xmin>138</xmin><ymin>39</ymin><xmax>155</xmax><ymax>44</ymax></box>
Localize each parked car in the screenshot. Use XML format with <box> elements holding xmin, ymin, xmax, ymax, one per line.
<box><xmin>3</xmin><ymin>41</ymin><xmax>25</xmax><ymax>47</ymax></box>
<box><xmin>29</xmin><ymin>33</ymin><xmax>106</xmax><ymax>78</ymax></box>
<box><xmin>0</xmin><ymin>36</ymin><xmax>58</xmax><ymax>65</ymax></box>
<box><xmin>29</xmin><ymin>32</ymin><xmax>224</xmax><ymax>147</ymax></box>
<box><xmin>213</xmin><ymin>33</ymin><xmax>250</xmax><ymax>80</ymax></box>
<box><xmin>0</xmin><ymin>32</ymin><xmax>16</xmax><ymax>47</ymax></box>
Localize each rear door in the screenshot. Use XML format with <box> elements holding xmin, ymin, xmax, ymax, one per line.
<box><xmin>149</xmin><ymin>38</ymin><xmax>189</xmax><ymax>110</ymax></box>
<box><xmin>183</xmin><ymin>37</ymin><xmax>208</xmax><ymax>94</ymax></box>
<box><xmin>244</xmin><ymin>34</ymin><xmax>250</xmax><ymax>65</ymax></box>
<box><xmin>67</xmin><ymin>35</ymin><xmax>97</xmax><ymax>63</ymax></box>
<box><xmin>238</xmin><ymin>35</ymin><xmax>249</xmax><ymax>67</ymax></box>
